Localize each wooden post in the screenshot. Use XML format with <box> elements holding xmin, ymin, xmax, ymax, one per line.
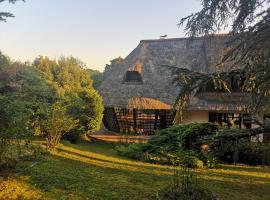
<box><xmin>154</xmin><ymin>110</ymin><xmax>159</xmax><ymax>130</ymax></box>
<box><xmin>133</xmin><ymin>109</ymin><xmax>137</xmax><ymax>133</ymax></box>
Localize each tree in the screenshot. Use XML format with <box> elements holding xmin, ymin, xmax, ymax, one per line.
<box><xmin>33</xmin><ymin>56</ymin><xmax>104</xmax><ymax>142</ymax></box>
<box><xmin>0</xmin><ymin>56</ymin><xmax>43</xmax><ymax>165</ymax></box>
<box><xmin>104</xmin><ymin>57</ymin><xmax>124</xmax><ymax>72</ymax></box>
<box><xmin>0</xmin><ymin>54</ymin><xmax>103</xmax><ymax>149</ymax></box>
<box><xmin>0</xmin><ymin>0</ymin><xmax>25</xmax><ymax>22</ymax></box>
<box><xmin>87</xmin><ymin>69</ymin><xmax>103</xmax><ymax>89</ymax></box>
<box><xmin>176</xmin><ymin>0</ymin><xmax>270</xmax><ymax>130</ymax></box>
<box><xmin>41</xmin><ymin>102</ymin><xmax>78</xmax><ymax>149</ymax></box>
<box><xmin>0</xmin><ymin>95</ymin><xmax>30</xmax><ymax>163</ymax></box>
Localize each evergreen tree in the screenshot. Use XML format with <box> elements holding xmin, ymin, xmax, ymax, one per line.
<box><xmin>0</xmin><ymin>0</ymin><xmax>25</xmax><ymax>22</ymax></box>
<box><xmin>176</xmin><ymin>0</ymin><xmax>270</xmax><ymax>130</ymax></box>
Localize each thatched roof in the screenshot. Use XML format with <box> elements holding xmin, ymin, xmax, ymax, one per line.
<box><xmin>127</xmin><ymin>97</ymin><xmax>172</xmax><ymax>109</ymax></box>
<box><xmin>99</xmin><ymin>35</ymin><xmax>248</xmax><ymax>111</ymax></box>
<box><xmin>187</xmin><ymin>93</ymin><xmax>250</xmax><ymax>112</ymax></box>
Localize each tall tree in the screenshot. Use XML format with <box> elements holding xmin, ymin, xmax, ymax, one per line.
<box><xmin>0</xmin><ymin>0</ymin><xmax>24</xmax><ymax>22</ymax></box>
<box><xmin>33</xmin><ymin>56</ymin><xmax>104</xmax><ymax>142</ymax></box>
<box><xmin>176</xmin><ymin>0</ymin><xmax>270</xmax><ymax>128</ymax></box>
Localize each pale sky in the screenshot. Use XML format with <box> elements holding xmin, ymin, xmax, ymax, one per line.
<box><xmin>0</xmin><ymin>0</ymin><xmax>202</xmax><ymax>71</ymax></box>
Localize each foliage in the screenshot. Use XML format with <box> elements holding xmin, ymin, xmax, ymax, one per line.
<box><xmin>0</xmin><ymin>59</ymin><xmax>35</xmax><ymax>167</ymax></box>
<box><xmin>116</xmin><ymin>123</ymin><xmax>219</xmax><ymax>167</ymax></box>
<box><xmin>176</xmin><ymin>0</ymin><xmax>270</xmax><ymax>126</ymax></box>
<box><xmin>213</xmin><ymin>137</ymin><xmax>270</xmax><ymax>165</ymax></box>
<box><xmin>104</xmin><ymin>56</ymin><xmax>124</xmax><ymax>72</ymax></box>
<box><xmin>0</xmin><ymin>141</ymin><xmax>48</xmax><ymax>170</ymax></box>
<box><xmin>157</xmin><ymin>166</ymin><xmax>216</xmax><ymax>200</ymax></box>
<box><xmin>0</xmin><ymin>95</ymin><xmax>31</xmax><ymax>168</ymax></box>
<box><xmin>117</xmin><ymin>122</ymin><xmax>269</xmax><ymax>166</ymax></box>
<box><xmin>0</xmin><ymin>53</ymin><xmax>103</xmax><ymax>151</ymax></box>
<box><xmin>0</xmin><ymin>0</ymin><xmax>25</xmax><ymax>22</ymax></box>
<box><xmin>116</xmin><ymin>143</ymin><xmax>146</xmax><ymax>160</ymax></box>
<box><xmin>32</xmin><ymin>56</ymin><xmax>104</xmax><ymax>143</ymax></box>
<box><xmin>87</xmin><ymin>69</ymin><xmax>103</xmax><ymax>89</ymax></box>
<box><xmin>38</xmin><ymin>102</ymin><xmax>78</xmax><ymax>149</ymax></box>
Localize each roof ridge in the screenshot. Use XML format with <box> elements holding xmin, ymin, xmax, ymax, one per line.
<box><xmin>140</xmin><ymin>33</ymin><xmax>228</xmax><ymax>43</ymax></box>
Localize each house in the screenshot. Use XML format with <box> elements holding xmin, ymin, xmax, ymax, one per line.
<box><xmin>99</xmin><ymin>35</ymin><xmax>251</xmax><ymax>135</ymax></box>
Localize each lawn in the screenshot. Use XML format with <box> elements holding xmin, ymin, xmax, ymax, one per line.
<box><xmin>0</xmin><ymin>141</ymin><xmax>270</xmax><ymax>200</ymax></box>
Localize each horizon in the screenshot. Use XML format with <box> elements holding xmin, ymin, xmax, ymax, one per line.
<box><xmin>0</xmin><ymin>0</ymin><xmax>202</xmax><ymax>71</ymax></box>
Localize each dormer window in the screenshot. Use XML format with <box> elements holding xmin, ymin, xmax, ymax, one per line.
<box><xmin>123</xmin><ymin>71</ymin><xmax>142</xmax><ymax>83</ymax></box>
<box><xmin>123</xmin><ymin>62</ymin><xmax>143</xmax><ymax>84</ymax></box>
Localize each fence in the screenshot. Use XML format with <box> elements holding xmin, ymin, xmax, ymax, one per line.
<box><xmin>103</xmin><ymin>107</ymin><xmax>176</xmax><ymax>135</ymax></box>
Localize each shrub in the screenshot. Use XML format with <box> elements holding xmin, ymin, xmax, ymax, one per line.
<box><xmin>0</xmin><ymin>95</ymin><xmax>31</xmax><ymax>169</ymax></box>
<box><xmin>117</xmin><ymin>123</ymin><xmax>219</xmax><ymax>167</ymax></box>
<box><xmin>64</xmin><ymin>128</ymin><xmax>83</xmax><ymax>144</ymax></box>
<box><xmin>213</xmin><ymin>138</ymin><xmax>270</xmax><ymax>165</ymax></box>
<box><xmin>116</xmin><ymin>144</ymin><xmax>146</xmax><ymax>160</ymax></box>
<box><xmin>157</xmin><ymin>165</ymin><xmax>217</xmax><ymax>200</ymax></box>
<box><xmin>41</xmin><ymin>102</ymin><xmax>78</xmax><ymax>149</ymax></box>
<box><xmin>0</xmin><ymin>141</ymin><xmax>48</xmax><ymax>171</ymax></box>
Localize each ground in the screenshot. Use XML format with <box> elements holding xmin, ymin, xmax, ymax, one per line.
<box><xmin>0</xmin><ymin>141</ymin><xmax>270</xmax><ymax>200</ymax></box>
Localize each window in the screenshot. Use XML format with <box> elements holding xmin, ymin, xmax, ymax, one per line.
<box><xmin>209</xmin><ymin>112</ymin><xmax>251</xmax><ymax>128</ymax></box>
<box><xmin>123</xmin><ymin>71</ymin><xmax>143</xmax><ymax>84</ymax></box>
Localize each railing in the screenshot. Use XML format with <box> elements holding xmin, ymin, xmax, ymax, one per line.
<box><xmin>103</xmin><ymin>107</ymin><xmax>176</xmax><ymax>135</ymax></box>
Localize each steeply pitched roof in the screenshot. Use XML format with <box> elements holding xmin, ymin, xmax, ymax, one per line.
<box><xmin>187</xmin><ymin>93</ymin><xmax>250</xmax><ymax>111</ymax></box>
<box><xmin>99</xmin><ymin>35</ymin><xmax>247</xmax><ymax>110</ymax></box>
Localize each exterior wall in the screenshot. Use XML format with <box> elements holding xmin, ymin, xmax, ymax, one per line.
<box><xmin>181</xmin><ymin>111</ymin><xmax>209</xmax><ymax>124</ymax></box>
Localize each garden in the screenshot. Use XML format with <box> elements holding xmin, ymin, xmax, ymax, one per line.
<box><xmin>1</xmin><ymin>0</ymin><xmax>270</xmax><ymax>199</ymax></box>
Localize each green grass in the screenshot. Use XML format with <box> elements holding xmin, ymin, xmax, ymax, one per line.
<box><xmin>1</xmin><ymin>140</ymin><xmax>270</xmax><ymax>200</ymax></box>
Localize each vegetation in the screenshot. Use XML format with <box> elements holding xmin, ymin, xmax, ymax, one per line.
<box><xmin>117</xmin><ymin>123</ymin><xmax>270</xmax><ymax>167</ymax></box>
<box><xmin>33</xmin><ymin>56</ymin><xmax>104</xmax><ymax>144</ymax></box>
<box><xmin>117</xmin><ymin>123</ymin><xmax>219</xmax><ymax>167</ymax></box>
<box><xmin>104</xmin><ymin>56</ymin><xmax>124</xmax><ymax>72</ymax></box>
<box><xmin>0</xmin><ymin>141</ymin><xmax>270</xmax><ymax>200</ymax></box>
<box><xmin>0</xmin><ymin>52</ymin><xmax>104</xmax><ymax>169</ymax></box>
<box><xmin>88</xmin><ymin>69</ymin><xmax>103</xmax><ymax>89</ymax></box>
<box><xmin>0</xmin><ymin>0</ymin><xmax>25</xmax><ymax>22</ymax></box>
<box><xmin>158</xmin><ymin>166</ymin><xmax>216</xmax><ymax>200</ymax></box>
<box><xmin>175</xmin><ymin>0</ymin><xmax>270</xmax><ymax>130</ymax></box>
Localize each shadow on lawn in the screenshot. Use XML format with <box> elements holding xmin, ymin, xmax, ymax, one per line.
<box><xmin>22</xmin><ymin>155</ymin><xmax>170</xmax><ymax>200</ymax></box>
<box><xmin>22</xmin><ymin>153</ymin><xmax>270</xmax><ymax>200</ymax></box>
<box><xmin>17</xmin><ymin>141</ymin><xmax>270</xmax><ymax>200</ymax></box>
<box><xmin>56</xmin><ymin>146</ymin><xmax>173</xmax><ymax>172</ymax></box>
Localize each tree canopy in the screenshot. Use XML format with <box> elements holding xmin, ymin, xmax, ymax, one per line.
<box><xmin>0</xmin><ymin>53</ymin><xmax>104</xmax><ymax>148</ymax></box>
<box><xmin>87</xmin><ymin>69</ymin><xmax>103</xmax><ymax>89</ymax></box>
<box><xmin>176</xmin><ymin>0</ymin><xmax>270</xmax><ymax>125</ymax></box>
<box><xmin>0</xmin><ymin>0</ymin><xmax>24</xmax><ymax>22</ymax></box>
<box><xmin>104</xmin><ymin>57</ymin><xmax>124</xmax><ymax>72</ymax></box>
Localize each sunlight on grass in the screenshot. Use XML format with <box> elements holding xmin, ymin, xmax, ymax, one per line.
<box><xmin>1</xmin><ymin>141</ymin><xmax>270</xmax><ymax>200</ymax></box>
<box><xmin>0</xmin><ymin>176</ymin><xmax>43</xmax><ymax>200</ymax></box>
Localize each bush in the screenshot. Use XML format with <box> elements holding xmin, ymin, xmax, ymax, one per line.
<box><xmin>0</xmin><ymin>141</ymin><xmax>48</xmax><ymax>171</ymax></box>
<box><xmin>116</xmin><ymin>123</ymin><xmax>219</xmax><ymax>167</ymax></box>
<box><xmin>213</xmin><ymin>138</ymin><xmax>270</xmax><ymax>165</ymax></box>
<box><xmin>64</xmin><ymin>128</ymin><xmax>83</xmax><ymax>144</ymax></box>
<box><xmin>157</xmin><ymin>165</ymin><xmax>217</xmax><ymax>200</ymax></box>
<box><xmin>116</xmin><ymin>144</ymin><xmax>146</xmax><ymax>160</ymax></box>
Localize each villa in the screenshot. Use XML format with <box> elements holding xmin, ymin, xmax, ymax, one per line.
<box><xmin>99</xmin><ymin>35</ymin><xmax>251</xmax><ymax>135</ymax></box>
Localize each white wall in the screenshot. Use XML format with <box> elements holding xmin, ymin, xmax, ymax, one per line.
<box><xmin>181</xmin><ymin>111</ymin><xmax>209</xmax><ymax>124</ymax></box>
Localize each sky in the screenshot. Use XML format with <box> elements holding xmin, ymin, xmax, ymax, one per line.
<box><xmin>0</xmin><ymin>0</ymin><xmax>202</xmax><ymax>71</ymax></box>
